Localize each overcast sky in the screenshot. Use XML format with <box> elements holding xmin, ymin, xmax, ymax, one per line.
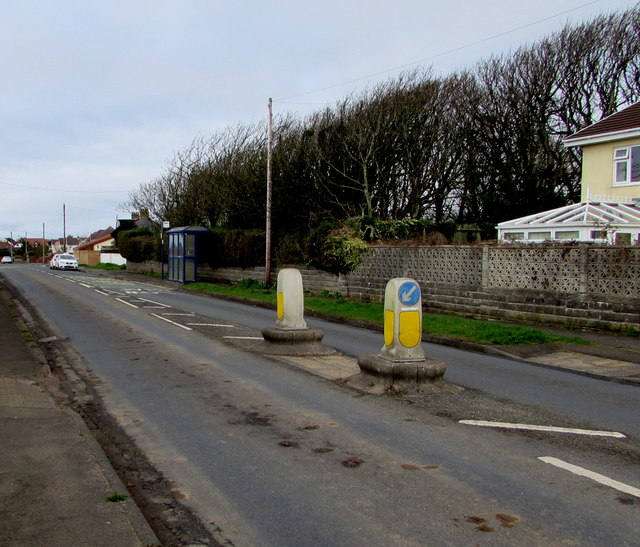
<box><xmin>0</xmin><ymin>0</ymin><xmax>636</xmax><ymax>240</ymax></box>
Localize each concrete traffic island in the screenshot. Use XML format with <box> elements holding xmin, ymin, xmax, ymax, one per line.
<box><xmin>259</xmin><ymin>268</ymin><xmax>336</xmax><ymax>356</ymax></box>
<box><xmin>346</xmin><ymin>278</ymin><xmax>448</xmax><ymax>394</ymax></box>
<box><xmin>260</xmin><ymin>326</ymin><xmax>336</xmax><ymax>356</ymax></box>
<box><xmin>350</xmin><ymin>354</ymin><xmax>447</xmax><ymax>393</ymax></box>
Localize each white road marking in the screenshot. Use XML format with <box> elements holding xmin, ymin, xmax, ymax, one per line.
<box><xmin>138</xmin><ymin>297</ymin><xmax>171</xmax><ymax>308</ymax></box>
<box><xmin>459</xmin><ymin>420</ymin><xmax>626</xmax><ymax>439</ymax></box>
<box><xmin>151</xmin><ymin>313</ymin><xmax>192</xmax><ymax>330</ymax></box>
<box><xmin>116</xmin><ymin>298</ymin><xmax>139</xmax><ymax>308</ymax></box>
<box><xmin>94</xmin><ymin>290</ymin><xmax>110</xmax><ymax>296</ymax></box>
<box><xmin>161</xmin><ymin>313</ymin><xmax>195</xmax><ymax>316</ymax></box>
<box><xmin>538</xmin><ymin>457</ymin><xmax>640</xmax><ymax>498</ymax></box>
<box><xmin>79</xmin><ymin>283</ymin><xmax>93</xmax><ymax>288</ymax></box>
<box><xmin>223</xmin><ymin>336</ymin><xmax>262</xmax><ymax>340</ymax></box>
<box><xmin>187</xmin><ymin>323</ymin><xmax>235</xmax><ymax>327</ymax></box>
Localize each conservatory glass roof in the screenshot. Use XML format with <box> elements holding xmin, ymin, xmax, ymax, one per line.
<box><xmin>497</xmin><ymin>202</ymin><xmax>640</xmax><ymax>228</ymax></box>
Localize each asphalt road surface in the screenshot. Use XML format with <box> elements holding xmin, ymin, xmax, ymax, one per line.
<box><xmin>2</xmin><ymin>264</ymin><xmax>639</xmax><ymax>546</ymax></box>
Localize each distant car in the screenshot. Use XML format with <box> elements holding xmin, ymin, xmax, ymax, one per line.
<box><xmin>0</xmin><ymin>256</ymin><xmax>13</xmax><ymax>264</ymax></box>
<box><xmin>56</xmin><ymin>253</ymin><xmax>78</xmax><ymax>271</ymax></box>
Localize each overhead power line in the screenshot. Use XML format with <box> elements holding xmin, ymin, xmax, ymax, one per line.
<box><xmin>275</xmin><ymin>0</ymin><xmax>606</xmax><ymax>103</ymax></box>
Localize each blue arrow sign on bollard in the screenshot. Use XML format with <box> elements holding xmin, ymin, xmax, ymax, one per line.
<box><xmin>398</xmin><ymin>281</ymin><xmax>421</xmax><ymax>306</ymax></box>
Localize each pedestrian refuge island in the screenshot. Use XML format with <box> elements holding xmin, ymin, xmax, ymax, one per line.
<box><xmin>351</xmin><ymin>278</ymin><xmax>446</xmax><ymax>393</ymax></box>
<box><xmin>261</xmin><ymin>268</ymin><xmax>335</xmax><ymax>356</ymax></box>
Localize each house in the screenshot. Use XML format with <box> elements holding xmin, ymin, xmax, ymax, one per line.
<box><xmin>50</xmin><ymin>236</ymin><xmax>82</xmax><ymax>254</ymax></box>
<box><xmin>75</xmin><ymin>230</ymin><xmax>125</xmax><ymax>266</ymax></box>
<box><xmin>21</xmin><ymin>237</ymin><xmax>48</xmax><ymax>248</ymax></box>
<box><xmin>497</xmin><ymin>101</ymin><xmax>640</xmax><ymax>244</ymax></box>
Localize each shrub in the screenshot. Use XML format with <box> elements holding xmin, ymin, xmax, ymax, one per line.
<box><xmin>274</xmin><ymin>233</ymin><xmax>307</xmax><ymax>266</ymax></box>
<box><xmin>206</xmin><ymin>228</ymin><xmax>265</xmax><ymax>268</ymax></box>
<box><xmin>117</xmin><ymin>228</ymin><xmax>159</xmax><ymax>262</ymax></box>
<box><xmin>319</xmin><ymin>229</ymin><xmax>369</xmax><ymax>274</ymax></box>
<box><xmin>346</xmin><ymin>216</ymin><xmax>458</xmax><ymax>242</ymax></box>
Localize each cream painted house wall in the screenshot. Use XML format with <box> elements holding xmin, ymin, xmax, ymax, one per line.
<box><xmin>93</xmin><ymin>238</ymin><xmax>115</xmax><ymax>251</ymax></box>
<box><xmin>580</xmin><ymin>136</ymin><xmax>640</xmax><ymax>201</ymax></box>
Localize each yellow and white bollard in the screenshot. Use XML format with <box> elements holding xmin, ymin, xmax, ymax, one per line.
<box><xmin>276</xmin><ymin>268</ymin><xmax>307</xmax><ymax>330</ymax></box>
<box><xmin>380</xmin><ymin>278</ymin><xmax>425</xmax><ymax>362</ymax></box>
<box><xmin>261</xmin><ymin>268</ymin><xmax>333</xmax><ymax>356</ymax></box>
<box><xmin>354</xmin><ymin>277</ymin><xmax>445</xmax><ymax>391</ymax></box>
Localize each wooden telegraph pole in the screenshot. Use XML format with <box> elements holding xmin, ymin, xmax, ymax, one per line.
<box><xmin>63</xmin><ymin>203</ymin><xmax>67</xmax><ymax>252</ymax></box>
<box><xmin>265</xmin><ymin>97</ymin><xmax>273</xmax><ymax>285</ymax></box>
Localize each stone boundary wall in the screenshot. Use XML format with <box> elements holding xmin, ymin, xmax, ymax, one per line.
<box><xmin>127</xmin><ymin>244</ymin><xmax>640</xmax><ymax>331</ymax></box>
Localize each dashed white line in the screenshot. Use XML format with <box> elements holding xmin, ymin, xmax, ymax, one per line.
<box><xmin>538</xmin><ymin>457</ymin><xmax>640</xmax><ymax>498</ymax></box>
<box><xmin>459</xmin><ymin>420</ymin><xmax>626</xmax><ymax>439</ymax></box>
<box><xmin>94</xmin><ymin>290</ymin><xmax>110</xmax><ymax>296</ymax></box>
<box><xmin>161</xmin><ymin>313</ymin><xmax>195</xmax><ymax>316</ymax></box>
<box><xmin>79</xmin><ymin>283</ymin><xmax>93</xmax><ymax>288</ymax></box>
<box><xmin>151</xmin><ymin>313</ymin><xmax>192</xmax><ymax>330</ymax></box>
<box><xmin>116</xmin><ymin>298</ymin><xmax>139</xmax><ymax>308</ymax></box>
<box><xmin>223</xmin><ymin>336</ymin><xmax>263</xmax><ymax>340</ymax></box>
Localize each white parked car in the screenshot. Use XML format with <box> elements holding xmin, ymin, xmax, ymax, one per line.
<box><xmin>54</xmin><ymin>253</ymin><xmax>78</xmax><ymax>270</ymax></box>
<box><xmin>1</xmin><ymin>256</ymin><xmax>13</xmax><ymax>264</ymax></box>
<box><xmin>49</xmin><ymin>254</ymin><xmax>60</xmax><ymax>269</ymax></box>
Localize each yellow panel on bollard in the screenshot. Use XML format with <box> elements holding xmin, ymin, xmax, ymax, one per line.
<box><xmin>399</xmin><ymin>311</ymin><xmax>421</xmax><ymax>347</ymax></box>
<box><xmin>277</xmin><ymin>292</ymin><xmax>285</xmax><ymax>320</ymax></box>
<box><xmin>380</xmin><ymin>278</ymin><xmax>425</xmax><ymax>362</ymax></box>
<box><xmin>275</xmin><ymin>268</ymin><xmax>307</xmax><ymax>330</ymax></box>
<box><xmin>384</xmin><ymin>309</ymin><xmax>394</xmax><ymax>346</ymax></box>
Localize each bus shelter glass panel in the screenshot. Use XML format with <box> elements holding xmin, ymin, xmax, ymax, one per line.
<box><xmin>168</xmin><ymin>232</ymin><xmax>183</xmax><ymax>282</ymax></box>
<box><xmin>184</xmin><ymin>233</ymin><xmax>196</xmax><ymax>282</ymax></box>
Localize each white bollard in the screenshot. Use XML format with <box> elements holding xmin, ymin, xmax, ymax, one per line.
<box><xmin>276</xmin><ymin>268</ymin><xmax>307</xmax><ymax>330</ymax></box>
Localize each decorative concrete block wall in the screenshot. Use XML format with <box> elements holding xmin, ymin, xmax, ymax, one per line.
<box><xmin>127</xmin><ymin>243</ymin><xmax>640</xmax><ymax>331</ymax></box>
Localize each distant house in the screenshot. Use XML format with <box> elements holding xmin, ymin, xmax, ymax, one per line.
<box><xmin>497</xmin><ymin>102</ymin><xmax>640</xmax><ymax>244</ymax></box>
<box><xmin>21</xmin><ymin>237</ymin><xmax>47</xmax><ymax>248</ymax></box>
<box><xmin>0</xmin><ymin>240</ymin><xmax>12</xmax><ymax>257</ymax></box>
<box><xmin>50</xmin><ymin>236</ymin><xmax>82</xmax><ymax>254</ymax></box>
<box><xmin>75</xmin><ymin>231</ymin><xmax>125</xmax><ymax>266</ymax></box>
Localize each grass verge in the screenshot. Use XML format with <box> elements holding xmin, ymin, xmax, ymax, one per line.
<box><xmin>81</xmin><ymin>263</ymin><xmax>126</xmax><ymax>271</ymax></box>
<box><xmin>186</xmin><ymin>281</ymin><xmax>586</xmax><ymax>346</ymax></box>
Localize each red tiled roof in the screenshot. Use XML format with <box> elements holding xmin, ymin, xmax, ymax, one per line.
<box><xmin>565</xmin><ymin>102</ymin><xmax>640</xmax><ymax>143</ymax></box>
<box><xmin>76</xmin><ymin>234</ymin><xmax>114</xmax><ymax>251</ymax></box>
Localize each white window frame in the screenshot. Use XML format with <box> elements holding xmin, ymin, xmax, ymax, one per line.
<box><xmin>613</xmin><ymin>145</ymin><xmax>640</xmax><ymax>185</ymax></box>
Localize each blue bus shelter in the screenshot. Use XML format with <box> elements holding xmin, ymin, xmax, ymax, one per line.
<box><xmin>166</xmin><ymin>226</ymin><xmax>210</xmax><ymax>283</ymax></box>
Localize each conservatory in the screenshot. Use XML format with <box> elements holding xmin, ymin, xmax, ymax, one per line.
<box><xmin>496</xmin><ymin>201</ymin><xmax>640</xmax><ymax>244</ymax></box>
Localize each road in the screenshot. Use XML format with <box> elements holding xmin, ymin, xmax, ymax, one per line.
<box><xmin>2</xmin><ymin>264</ymin><xmax>639</xmax><ymax>546</ymax></box>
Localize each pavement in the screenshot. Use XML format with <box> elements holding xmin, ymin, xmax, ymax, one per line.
<box><xmin>0</xmin><ymin>287</ymin><xmax>160</xmax><ymax>546</ymax></box>
<box><xmin>0</xmin><ymin>270</ymin><xmax>638</xmax><ymax>545</ymax></box>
